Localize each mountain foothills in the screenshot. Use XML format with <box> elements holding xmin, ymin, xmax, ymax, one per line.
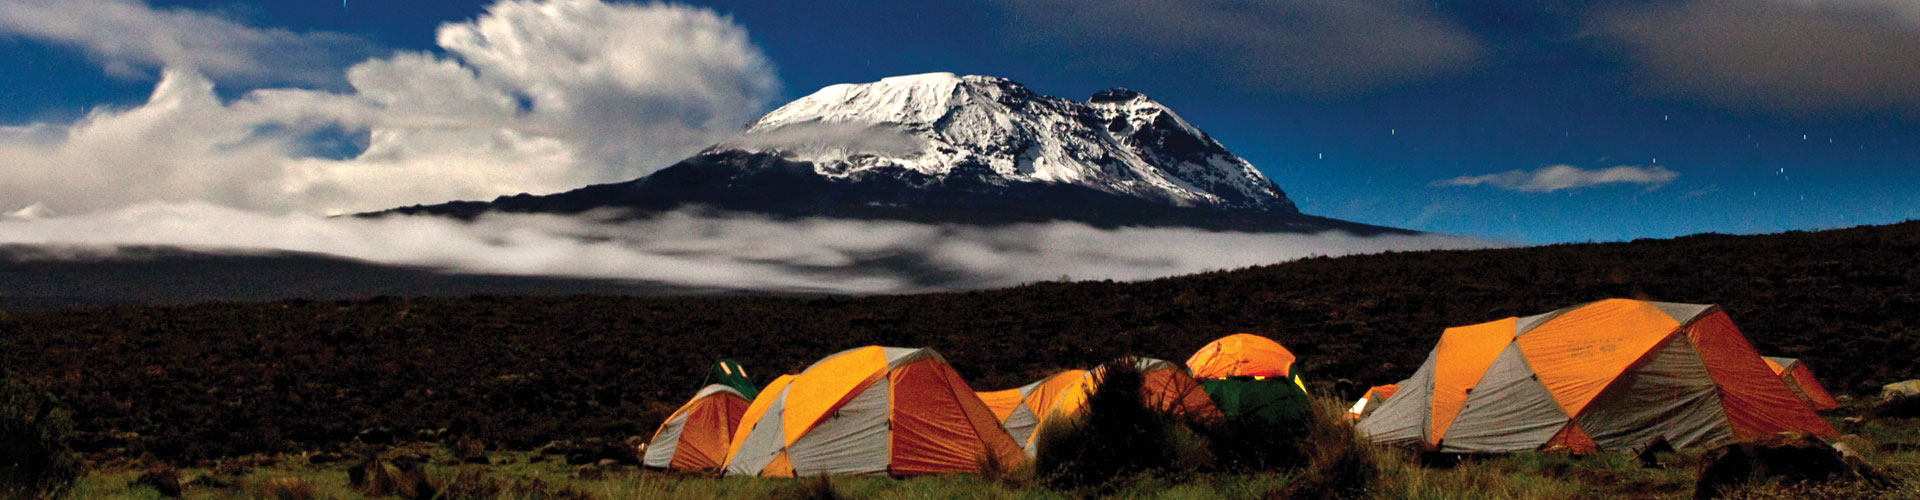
<box><xmin>2</xmin><ymin>220</ymin><xmax>1915</xmax><ymax>461</ymax></box>
<box><xmin>377</xmin><ymin>73</ymin><xmax>1400</xmax><ymax>233</ymax></box>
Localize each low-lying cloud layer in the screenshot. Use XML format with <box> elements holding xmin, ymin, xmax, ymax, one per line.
<box><xmin>0</xmin><ymin>204</ymin><xmax>1494</xmax><ymax>294</ymax></box>
<box><xmin>1432</xmin><ymin>165</ymin><xmax>1678</xmax><ymax>193</ymax></box>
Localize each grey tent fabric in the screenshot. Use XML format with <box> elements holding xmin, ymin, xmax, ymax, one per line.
<box><xmin>1652</xmin><ymin>302</ymin><xmax>1715</xmax><ymax>325</ymax></box>
<box><xmin>1575</xmin><ymin>334</ymin><xmax>1734</xmax><ymax>451</ymax></box>
<box><xmin>1006</xmin><ymin>404</ymin><xmax>1041</xmax><ymax>454</ymax></box>
<box><xmin>723</xmin><ymin>384</ymin><xmax>791</xmax><ymax>476</ymax></box>
<box><xmin>1357</xmin><ymin>351</ymin><xmax>1437</xmax><ymax>447</ymax></box>
<box><xmin>1514</xmin><ymin>307</ymin><xmax>1573</xmax><ymax>336</ymax></box>
<box><xmin>643</xmin><ymin>410</ymin><xmax>688</xmax><ymax>468</ymax></box>
<box><xmin>1439</xmin><ymin>343</ymin><xmax>1571</xmax><ymax>453</ymax></box>
<box><xmin>788</xmin><ymin>377</ymin><xmax>893</xmax><ymax>476</ymax></box>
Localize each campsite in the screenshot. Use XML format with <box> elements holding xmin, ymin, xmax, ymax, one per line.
<box><xmin>4</xmin><ymin>219</ymin><xmax>1919</xmax><ymax>499</ymax></box>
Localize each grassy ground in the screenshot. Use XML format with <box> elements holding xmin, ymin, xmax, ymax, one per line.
<box><xmin>63</xmin><ymin>444</ymin><xmax>1920</xmax><ymax>500</ymax></box>
<box><xmin>65</xmin><ymin>408</ymin><xmax>1920</xmax><ymax>500</ymax></box>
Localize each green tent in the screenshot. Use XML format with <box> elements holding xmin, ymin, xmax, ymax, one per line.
<box><xmin>703</xmin><ymin>359</ymin><xmax>757</xmax><ymax>400</ymax></box>
<box><xmin>1199</xmin><ymin>372</ymin><xmax>1311</xmax><ymax>427</ymax></box>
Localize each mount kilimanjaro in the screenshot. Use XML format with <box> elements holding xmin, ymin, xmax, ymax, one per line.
<box><xmin>376</xmin><ymin>73</ymin><xmax>1404</xmax><ymax>234</ymax></box>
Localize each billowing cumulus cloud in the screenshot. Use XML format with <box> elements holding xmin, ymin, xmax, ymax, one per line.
<box><xmin>0</xmin><ymin>0</ymin><xmax>377</xmax><ymax>87</ymax></box>
<box><xmin>989</xmin><ymin>0</ymin><xmax>1486</xmax><ymax>95</ymax></box>
<box><xmin>0</xmin><ymin>0</ymin><xmax>778</xmax><ymax>216</ymax></box>
<box><xmin>0</xmin><ymin>203</ymin><xmax>1496</xmax><ymax>294</ymax></box>
<box><xmin>1590</xmin><ymin>0</ymin><xmax>1920</xmax><ymax>116</ymax></box>
<box><xmin>1432</xmin><ymin>165</ymin><xmax>1678</xmax><ymax>193</ymax></box>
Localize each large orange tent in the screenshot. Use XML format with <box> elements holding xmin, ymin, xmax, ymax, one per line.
<box><xmin>721</xmin><ymin>346</ymin><xmax>1025</xmax><ymax>477</ymax></box>
<box><xmin>1358</xmin><ymin>299</ymin><xmax>1837</xmax><ymax>454</ymax></box>
<box><xmin>977</xmin><ymin>370</ymin><xmax>1088</xmax><ymax>454</ymax></box>
<box><xmin>643</xmin><ymin>384</ymin><xmax>752</xmax><ymax>470</ymax></box>
<box><xmin>1764</xmin><ymin>357</ymin><xmax>1841</xmax><ymax>411</ymax></box>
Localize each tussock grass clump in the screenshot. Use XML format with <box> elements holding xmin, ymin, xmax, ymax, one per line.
<box><xmin>437</xmin><ymin>467</ymin><xmax>596</xmax><ymax>500</ymax></box>
<box><xmin>775</xmin><ymin>476</ymin><xmax>841</xmax><ymax>500</ymax></box>
<box><xmin>1272</xmin><ymin>392</ymin><xmax>1388</xmax><ymax>500</ymax></box>
<box><xmin>1713</xmin><ymin>478</ymin><xmax>1920</xmax><ymax>500</ymax></box>
<box><xmin>250</xmin><ymin>476</ymin><xmax>320</xmax><ymax>500</ymax></box>
<box><xmin>1032</xmin><ymin>359</ymin><xmax>1214</xmax><ymax>492</ymax></box>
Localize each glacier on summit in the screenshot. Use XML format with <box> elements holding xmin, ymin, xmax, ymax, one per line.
<box><xmin>719</xmin><ymin>73</ymin><xmax>1295</xmax><ymax>212</ymax></box>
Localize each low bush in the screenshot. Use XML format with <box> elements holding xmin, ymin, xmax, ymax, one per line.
<box><xmin>1032</xmin><ymin>359</ymin><xmax>1213</xmax><ymax>492</ymax></box>
<box><xmin>0</xmin><ymin>373</ymin><xmax>79</xmax><ymax>500</ymax></box>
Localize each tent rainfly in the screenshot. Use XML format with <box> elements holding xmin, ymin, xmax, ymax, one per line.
<box><xmin>977</xmin><ymin>370</ymin><xmax>1088</xmax><ymax>454</ymax></box>
<box><xmin>1763</xmin><ymin>357</ymin><xmax>1841</xmax><ymax>411</ymax></box>
<box><xmin>1348</xmin><ymin>384</ymin><xmax>1399</xmax><ymax>422</ymax></box>
<box><xmin>1358</xmin><ymin>299</ymin><xmax>1837</xmax><ymax>454</ymax></box>
<box><xmin>1186</xmin><ymin>334</ymin><xmax>1312</xmax><ymax>427</ymax></box>
<box><xmin>643</xmin><ymin>384</ymin><xmax>752</xmax><ymax>470</ymax></box>
<box><xmin>722</xmin><ymin>346</ymin><xmax>1025</xmax><ymax>477</ymax></box>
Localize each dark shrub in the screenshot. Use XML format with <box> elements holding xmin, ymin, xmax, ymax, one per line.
<box><xmin>0</xmin><ymin>373</ymin><xmax>79</xmax><ymax>500</ymax></box>
<box><xmin>1694</xmin><ymin>434</ymin><xmax>1853</xmax><ymax>500</ymax></box>
<box><xmin>1032</xmin><ymin>359</ymin><xmax>1212</xmax><ymax>491</ymax></box>
<box><xmin>1274</xmin><ymin>393</ymin><xmax>1384</xmax><ymax>500</ymax></box>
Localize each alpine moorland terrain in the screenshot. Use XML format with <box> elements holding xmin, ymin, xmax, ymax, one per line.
<box><xmin>2</xmin><ymin>220</ymin><xmax>1915</xmax><ymax>464</ymax></box>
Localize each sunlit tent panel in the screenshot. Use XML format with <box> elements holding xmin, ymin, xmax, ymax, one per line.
<box><xmin>1358</xmin><ymin>299</ymin><xmax>1836</xmax><ymax>454</ymax></box>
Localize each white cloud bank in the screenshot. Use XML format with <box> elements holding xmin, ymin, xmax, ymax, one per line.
<box><xmin>1432</xmin><ymin>165</ymin><xmax>1679</xmax><ymax>193</ymax></box>
<box><xmin>0</xmin><ymin>0</ymin><xmax>778</xmax><ymax>216</ymax></box>
<box><xmin>0</xmin><ymin>204</ymin><xmax>1495</xmax><ymax>294</ymax></box>
<box><xmin>0</xmin><ymin>0</ymin><xmax>378</xmax><ymax>87</ymax></box>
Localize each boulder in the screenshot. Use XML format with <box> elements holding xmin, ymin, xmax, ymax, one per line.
<box><xmin>133</xmin><ymin>467</ymin><xmax>182</xmax><ymax>498</ymax></box>
<box><xmin>1693</xmin><ymin>433</ymin><xmax>1851</xmax><ymax>500</ymax></box>
<box><xmin>1875</xmin><ymin>380</ymin><xmax>1920</xmax><ymax>418</ymax></box>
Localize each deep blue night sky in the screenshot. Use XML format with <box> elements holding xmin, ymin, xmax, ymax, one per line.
<box><xmin>3</xmin><ymin>0</ymin><xmax>1917</xmax><ymax>244</ymax></box>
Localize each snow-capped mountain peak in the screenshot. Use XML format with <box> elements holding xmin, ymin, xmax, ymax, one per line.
<box><xmin>722</xmin><ymin>73</ymin><xmax>1296</xmax><ymax>212</ymax></box>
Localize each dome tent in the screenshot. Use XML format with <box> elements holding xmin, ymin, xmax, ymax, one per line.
<box><xmin>643</xmin><ymin>383</ymin><xmax>751</xmax><ymax>470</ymax></box>
<box><xmin>722</xmin><ymin>346</ymin><xmax>1025</xmax><ymax>477</ymax></box>
<box><xmin>976</xmin><ymin>370</ymin><xmax>1089</xmax><ymax>453</ymax></box>
<box><xmin>1347</xmin><ymin>384</ymin><xmax>1399</xmax><ymax>422</ymax></box>
<box><xmin>1185</xmin><ymin>334</ymin><xmax>1311</xmax><ymax>428</ymax></box>
<box><xmin>1763</xmin><ymin>356</ymin><xmax>1841</xmax><ymax>411</ymax></box>
<box><xmin>1358</xmin><ymin>299</ymin><xmax>1837</xmax><ymax>454</ymax></box>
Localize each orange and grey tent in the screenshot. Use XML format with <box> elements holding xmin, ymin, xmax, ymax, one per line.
<box><xmin>643</xmin><ymin>384</ymin><xmax>752</xmax><ymax>470</ymax></box>
<box><xmin>721</xmin><ymin>346</ymin><xmax>1025</xmax><ymax>477</ymax></box>
<box><xmin>1764</xmin><ymin>357</ymin><xmax>1841</xmax><ymax>411</ymax></box>
<box><xmin>977</xmin><ymin>370</ymin><xmax>1088</xmax><ymax>454</ymax></box>
<box><xmin>1347</xmin><ymin>384</ymin><xmax>1399</xmax><ymax>421</ymax></box>
<box><xmin>1358</xmin><ymin>299</ymin><xmax>1837</xmax><ymax>454</ymax></box>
